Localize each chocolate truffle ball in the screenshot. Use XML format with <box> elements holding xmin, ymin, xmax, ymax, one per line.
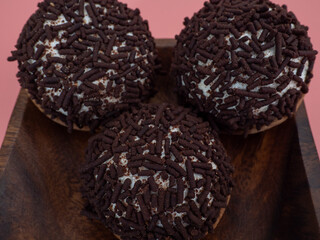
<box><xmin>8</xmin><ymin>0</ymin><xmax>157</xmax><ymax>131</ymax></box>
<box><xmin>81</xmin><ymin>104</ymin><xmax>233</xmax><ymax>240</ymax></box>
<box><xmin>172</xmin><ymin>0</ymin><xmax>317</xmax><ymax>134</ymax></box>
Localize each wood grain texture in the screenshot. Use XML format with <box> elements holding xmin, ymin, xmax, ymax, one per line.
<box><xmin>275</xmin><ymin>119</ymin><xmax>320</xmax><ymax>240</ymax></box>
<box><xmin>0</xmin><ymin>90</ymin><xmax>28</xmax><ymax>173</ymax></box>
<box><xmin>295</xmin><ymin>103</ymin><xmax>320</xmax><ymax>231</ymax></box>
<box><xmin>0</xmin><ymin>39</ymin><xmax>319</xmax><ymax>240</ymax></box>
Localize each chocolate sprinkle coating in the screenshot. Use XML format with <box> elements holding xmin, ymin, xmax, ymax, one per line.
<box><xmin>8</xmin><ymin>0</ymin><xmax>157</xmax><ymax>132</ymax></box>
<box><xmin>172</xmin><ymin>0</ymin><xmax>317</xmax><ymax>132</ymax></box>
<box><xmin>81</xmin><ymin>104</ymin><xmax>233</xmax><ymax>240</ymax></box>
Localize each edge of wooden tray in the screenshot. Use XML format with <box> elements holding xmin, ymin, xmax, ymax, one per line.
<box><xmin>1</xmin><ymin>38</ymin><xmax>319</xmax><ymax>232</ymax></box>
<box><xmin>0</xmin><ymin>89</ymin><xmax>28</xmax><ymax>174</ymax></box>
<box><xmin>295</xmin><ymin>102</ymin><xmax>320</xmax><ymax>229</ymax></box>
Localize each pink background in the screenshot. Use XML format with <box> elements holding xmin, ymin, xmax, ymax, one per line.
<box><xmin>0</xmin><ymin>0</ymin><xmax>319</xmax><ymax>155</ymax></box>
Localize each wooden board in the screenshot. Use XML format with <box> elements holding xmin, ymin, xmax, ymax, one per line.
<box><xmin>0</xmin><ymin>39</ymin><xmax>319</xmax><ymax>240</ymax></box>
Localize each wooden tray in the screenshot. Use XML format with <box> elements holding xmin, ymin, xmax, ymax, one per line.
<box><xmin>0</xmin><ymin>39</ymin><xmax>319</xmax><ymax>240</ymax></box>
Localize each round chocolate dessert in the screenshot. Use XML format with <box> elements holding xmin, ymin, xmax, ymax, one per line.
<box><xmin>8</xmin><ymin>0</ymin><xmax>157</xmax><ymax>132</ymax></box>
<box><xmin>172</xmin><ymin>0</ymin><xmax>317</xmax><ymax>134</ymax></box>
<box><xmin>81</xmin><ymin>104</ymin><xmax>233</xmax><ymax>240</ymax></box>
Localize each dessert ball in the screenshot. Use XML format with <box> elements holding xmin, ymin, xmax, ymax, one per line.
<box><xmin>172</xmin><ymin>0</ymin><xmax>317</xmax><ymax>134</ymax></box>
<box><xmin>8</xmin><ymin>0</ymin><xmax>157</xmax><ymax>132</ymax></box>
<box><xmin>81</xmin><ymin>104</ymin><xmax>233</xmax><ymax>240</ymax></box>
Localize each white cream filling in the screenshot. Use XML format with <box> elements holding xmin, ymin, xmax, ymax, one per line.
<box><xmin>25</xmin><ymin>2</ymin><xmax>152</xmax><ymax>119</ymax></box>
<box><xmin>182</xmin><ymin>7</ymin><xmax>310</xmax><ymax>117</ymax></box>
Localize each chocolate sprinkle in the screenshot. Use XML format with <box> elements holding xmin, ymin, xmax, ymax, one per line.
<box><xmin>81</xmin><ymin>104</ymin><xmax>233</xmax><ymax>240</ymax></box>
<box><xmin>8</xmin><ymin>0</ymin><xmax>158</xmax><ymax>132</ymax></box>
<box><xmin>173</xmin><ymin>0</ymin><xmax>317</xmax><ymax>132</ymax></box>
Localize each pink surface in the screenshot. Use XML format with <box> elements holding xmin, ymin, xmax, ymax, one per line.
<box><xmin>0</xmin><ymin>0</ymin><xmax>319</xmax><ymax>155</ymax></box>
